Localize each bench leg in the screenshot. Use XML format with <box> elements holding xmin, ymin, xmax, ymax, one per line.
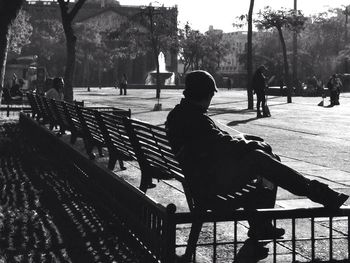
<box><xmin>118</xmin><ymin>160</ymin><xmax>126</xmax><ymax>170</ymax></box>
<box><xmin>83</xmin><ymin>140</ymin><xmax>95</xmax><ymax>160</ymax></box>
<box><xmin>182</xmin><ymin>220</ymin><xmax>203</xmax><ymax>261</ymax></box>
<box><xmin>139</xmin><ymin>173</ymin><xmax>156</xmax><ymax>193</ymax></box>
<box><xmin>70</xmin><ymin>133</ymin><xmax>77</xmax><ymax>144</ymax></box>
<box><xmin>87</xmin><ymin>148</ymin><xmax>95</xmax><ymax>160</ymax></box>
<box><xmin>97</xmin><ymin>146</ymin><xmax>104</xmax><ymax>157</ymax></box>
<box><xmin>108</xmin><ymin>154</ymin><xmax>117</xmax><ymax>170</ymax></box>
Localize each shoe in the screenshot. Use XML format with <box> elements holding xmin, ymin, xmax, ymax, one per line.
<box><xmin>308</xmin><ymin>180</ymin><xmax>349</xmax><ymax>209</ymax></box>
<box><xmin>248</xmin><ymin>225</ymin><xmax>285</xmax><ymax>240</ymax></box>
<box><xmin>326</xmin><ymin>193</ymin><xmax>348</xmax><ymax>209</ymax></box>
<box><xmin>257</xmin><ymin>114</ymin><xmax>263</xmax><ymax>118</ymax></box>
<box><xmin>236</xmin><ymin>239</ymin><xmax>269</xmax><ymax>261</ymax></box>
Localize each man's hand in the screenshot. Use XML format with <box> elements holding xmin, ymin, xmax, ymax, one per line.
<box><xmin>247</xmin><ymin>140</ymin><xmax>272</xmax><ymax>154</ymax></box>
<box><xmin>243</xmin><ymin>134</ymin><xmax>264</xmax><ymax>142</ymax></box>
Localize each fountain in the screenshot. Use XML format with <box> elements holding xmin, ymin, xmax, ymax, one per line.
<box><xmin>149</xmin><ymin>52</ymin><xmax>173</xmax><ymax>84</ymax></box>
<box><xmin>147</xmin><ymin>52</ymin><xmax>173</xmax><ymax>111</ymax></box>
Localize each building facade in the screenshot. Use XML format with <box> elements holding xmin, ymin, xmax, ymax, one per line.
<box><xmin>218</xmin><ymin>31</ymin><xmax>248</xmax><ymax>89</ymax></box>
<box><xmin>22</xmin><ymin>0</ymin><xmax>178</xmax><ymax>87</ymax></box>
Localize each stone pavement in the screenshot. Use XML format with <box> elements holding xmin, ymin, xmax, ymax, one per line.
<box><xmin>74</xmin><ymin>87</ymin><xmax>350</xmax><ymax>210</ymax></box>
<box><xmin>1</xmin><ymin>88</ymin><xmax>349</xmax><ymax>262</ymax></box>
<box><xmin>73</xmin><ymin>87</ymin><xmax>350</xmax><ymax>262</ymax></box>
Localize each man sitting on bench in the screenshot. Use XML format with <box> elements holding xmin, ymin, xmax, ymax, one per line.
<box><xmin>165</xmin><ymin>70</ymin><xmax>348</xmax><ymax>240</ymax></box>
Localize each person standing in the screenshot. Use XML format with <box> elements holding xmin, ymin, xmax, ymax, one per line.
<box><xmin>120</xmin><ymin>73</ymin><xmax>128</xmax><ymax>95</ymax></box>
<box><xmin>327</xmin><ymin>74</ymin><xmax>342</xmax><ymax>106</ymax></box>
<box><xmin>252</xmin><ymin>65</ymin><xmax>269</xmax><ymax>118</ymax></box>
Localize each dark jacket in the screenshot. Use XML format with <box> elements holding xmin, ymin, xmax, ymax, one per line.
<box><xmin>165</xmin><ymin>99</ymin><xmax>267</xmax><ymax>173</ymax></box>
<box><xmin>252</xmin><ymin>70</ymin><xmax>267</xmax><ymax>94</ymax></box>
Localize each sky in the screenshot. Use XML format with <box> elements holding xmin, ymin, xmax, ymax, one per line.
<box><xmin>120</xmin><ymin>0</ymin><xmax>350</xmax><ymax>33</ymax></box>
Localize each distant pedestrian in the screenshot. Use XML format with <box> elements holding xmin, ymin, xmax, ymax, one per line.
<box><xmin>252</xmin><ymin>65</ymin><xmax>269</xmax><ymax>118</ymax></box>
<box><xmin>279</xmin><ymin>77</ymin><xmax>285</xmax><ymax>96</ymax></box>
<box><xmin>120</xmin><ymin>73</ymin><xmax>127</xmax><ymax>95</ymax></box>
<box><xmin>327</xmin><ymin>74</ymin><xmax>342</xmax><ymax>106</ymax></box>
<box><xmin>45</xmin><ymin>77</ymin><xmax>64</xmax><ymax>100</ymax></box>
<box><xmin>226</xmin><ymin>78</ymin><xmax>232</xmax><ymax>90</ymax></box>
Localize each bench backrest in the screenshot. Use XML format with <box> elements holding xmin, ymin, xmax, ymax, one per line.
<box><xmin>41</xmin><ymin>96</ymin><xmax>59</xmax><ymax>126</ymax></box>
<box><xmin>51</xmin><ymin>99</ymin><xmax>70</xmax><ymax>130</ymax></box>
<box><xmin>125</xmin><ymin>118</ymin><xmax>183</xmax><ymax>180</ymax></box>
<box><xmin>124</xmin><ymin>118</ymin><xmax>262</xmax><ymax>214</ymax></box>
<box><xmin>76</xmin><ymin>105</ymin><xmax>105</xmax><ymax>145</ymax></box>
<box><xmin>26</xmin><ymin>92</ymin><xmax>40</xmax><ymax>118</ymax></box>
<box><xmin>63</xmin><ymin>101</ymin><xmax>84</xmax><ymax>135</ymax></box>
<box><xmin>95</xmin><ymin>111</ymin><xmax>135</xmax><ymax>160</ymax></box>
<box><xmin>34</xmin><ymin>94</ymin><xmax>49</xmax><ymax>122</ymax></box>
<box><xmin>124</xmin><ymin>118</ymin><xmax>196</xmax><ymax>210</ymax></box>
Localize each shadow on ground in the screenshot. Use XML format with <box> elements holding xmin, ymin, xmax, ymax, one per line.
<box><xmin>0</xmin><ymin>123</ymin><xmax>147</xmax><ymax>262</ymax></box>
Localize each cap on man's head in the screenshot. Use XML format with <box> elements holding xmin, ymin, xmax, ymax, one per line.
<box><xmin>183</xmin><ymin>70</ymin><xmax>218</xmax><ymax>100</ymax></box>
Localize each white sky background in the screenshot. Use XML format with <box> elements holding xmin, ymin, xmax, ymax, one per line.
<box><xmin>120</xmin><ymin>0</ymin><xmax>350</xmax><ymax>32</ymax></box>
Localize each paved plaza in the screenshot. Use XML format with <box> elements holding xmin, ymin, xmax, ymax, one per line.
<box><xmin>75</xmin><ymin>87</ymin><xmax>350</xmax><ymax>210</ymax></box>
<box><xmin>71</xmin><ymin>87</ymin><xmax>350</xmax><ymax>262</ymax></box>
<box><xmin>1</xmin><ymin>87</ymin><xmax>349</xmax><ymax>262</ymax></box>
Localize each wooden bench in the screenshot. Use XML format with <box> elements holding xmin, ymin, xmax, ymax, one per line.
<box><xmin>75</xmin><ymin>105</ymin><xmax>131</xmax><ymax>160</ymax></box>
<box><xmin>49</xmin><ymin>99</ymin><xmax>71</xmax><ymax>136</ymax></box>
<box><xmin>41</xmin><ymin>96</ymin><xmax>60</xmax><ymax>130</ymax></box>
<box><xmin>34</xmin><ymin>94</ymin><xmax>51</xmax><ymax>125</ymax></box>
<box><xmin>123</xmin><ymin>117</ymin><xmax>261</xmax><ymax>261</ymax></box>
<box><xmin>62</xmin><ymin>100</ymin><xmax>86</xmax><ymax>144</ymax></box>
<box><xmin>26</xmin><ymin>92</ymin><xmax>40</xmax><ymax>119</ymax></box>
<box><xmin>95</xmin><ymin>110</ymin><xmax>134</xmax><ymax>170</ymax></box>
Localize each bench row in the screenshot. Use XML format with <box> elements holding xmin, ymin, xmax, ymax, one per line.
<box><xmin>24</xmin><ymin>94</ymin><xmax>266</xmax><ymax>261</ymax></box>
<box><xmin>24</xmin><ymin>95</ymin><xmax>350</xmax><ymax>262</ymax></box>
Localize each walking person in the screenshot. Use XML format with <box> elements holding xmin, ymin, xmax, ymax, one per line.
<box><xmin>252</xmin><ymin>65</ymin><xmax>269</xmax><ymax>118</ymax></box>
<box><xmin>327</xmin><ymin>74</ymin><xmax>342</xmax><ymax>106</ymax></box>
<box><xmin>166</xmin><ymin>70</ymin><xmax>348</xmax><ymax>241</ymax></box>
<box><xmin>120</xmin><ymin>73</ymin><xmax>128</xmax><ymax>95</ymax></box>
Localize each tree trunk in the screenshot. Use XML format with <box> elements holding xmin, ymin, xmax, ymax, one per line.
<box><xmin>64</xmin><ymin>33</ymin><xmax>77</xmax><ymax>101</ymax></box>
<box><xmin>247</xmin><ymin>0</ymin><xmax>255</xmax><ymax>109</ymax></box>
<box><xmin>0</xmin><ymin>0</ymin><xmax>24</xmax><ymax>104</ymax></box>
<box><xmin>0</xmin><ymin>27</ymin><xmax>10</xmax><ymax>94</ymax></box>
<box><xmin>277</xmin><ymin>27</ymin><xmax>292</xmax><ymax>103</ymax></box>
<box><xmin>58</xmin><ymin>0</ymin><xmax>87</xmax><ymax>102</ymax></box>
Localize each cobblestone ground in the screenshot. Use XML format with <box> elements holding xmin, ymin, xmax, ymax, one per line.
<box><xmin>0</xmin><ymin>122</ymin><xmax>150</xmax><ymax>263</ymax></box>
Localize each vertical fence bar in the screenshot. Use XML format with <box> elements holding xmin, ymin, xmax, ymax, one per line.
<box><xmin>213</xmin><ymin>221</ymin><xmax>217</xmax><ymax>263</ymax></box>
<box><xmin>163</xmin><ymin>204</ymin><xmax>177</xmax><ymax>263</ymax></box>
<box><xmin>292</xmin><ymin>218</ymin><xmax>296</xmax><ymax>262</ymax></box>
<box><xmin>311</xmin><ymin>217</ymin><xmax>315</xmax><ymax>261</ymax></box>
<box><xmin>348</xmin><ymin>216</ymin><xmax>350</xmax><ymax>260</ymax></box>
<box><xmin>273</xmin><ymin>218</ymin><xmax>277</xmax><ymax>263</ymax></box>
<box><xmin>329</xmin><ymin>217</ymin><xmax>333</xmax><ymax>261</ymax></box>
<box><xmin>234</xmin><ymin>220</ymin><xmax>238</xmax><ymax>258</ymax></box>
